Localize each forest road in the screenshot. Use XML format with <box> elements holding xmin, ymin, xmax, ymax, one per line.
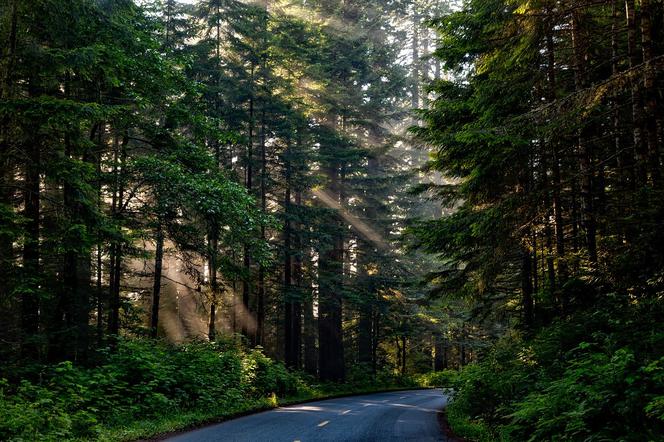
<box><xmin>164</xmin><ymin>389</ymin><xmax>449</xmax><ymax>442</ymax></box>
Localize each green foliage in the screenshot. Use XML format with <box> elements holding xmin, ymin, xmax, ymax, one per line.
<box><xmin>0</xmin><ymin>377</ymin><xmax>98</xmax><ymax>441</ymax></box>
<box><xmin>343</xmin><ymin>364</ymin><xmax>419</xmax><ymax>390</ymax></box>
<box><xmin>447</xmin><ymin>295</ymin><xmax>664</xmax><ymax>441</ymax></box>
<box><xmin>0</xmin><ymin>340</ymin><xmax>303</xmax><ymax>441</ymax></box>
<box><xmin>415</xmin><ymin>1</ymin><xmax>664</xmax><ymax>440</ymax></box>
<box><xmin>242</xmin><ymin>348</ymin><xmax>303</xmax><ymax>398</ymax></box>
<box><xmin>415</xmin><ymin>370</ymin><xmax>458</xmax><ymax>388</ymax></box>
<box><xmin>0</xmin><ymin>339</ymin><xmax>431</xmax><ymax>441</ymax></box>
<box><xmin>446</xmin><ymin>403</ymin><xmax>495</xmax><ymax>442</ymax></box>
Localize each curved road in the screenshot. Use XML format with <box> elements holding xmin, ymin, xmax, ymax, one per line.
<box><xmin>165</xmin><ymin>389</ymin><xmax>449</xmax><ymax>442</ymax></box>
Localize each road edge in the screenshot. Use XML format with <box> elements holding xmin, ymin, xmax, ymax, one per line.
<box><xmin>438</xmin><ymin>409</ymin><xmax>467</xmax><ymax>442</ymax></box>
<box><xmin>142</xmin><ymin>387</ymin><xmax>444</xmax><ymax>442</ymax></box>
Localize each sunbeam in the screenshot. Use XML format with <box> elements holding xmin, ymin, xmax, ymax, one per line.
<box><xmin>312</xmin><ymin>188</ymin><xmax>389</xmax><ymax>250</ymax></box>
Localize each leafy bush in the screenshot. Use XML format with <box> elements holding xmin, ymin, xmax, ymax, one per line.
<box><xmin>0</xmin><ymin>340</ymin><xmax>308</xmax><ymax>441</ymax></box>
<box><xmin>416</xmin><ymin>370</ymin><xmax>458</xmax><ymax>388</ymax></box>
<box><xmin>447</xmin><ymin>295</ymin><xmax>664</xmax><ymax>441</ymax></box>
<box><xmin>0</xmin><ymin>378</ymin><xmax>91</xmax><ymax>441</ymax></box>
<box><xmin>243</xmin><ymin>348</ymin><xmax>302</xmax><ymax>398</ymax></box>
<box><xmin>0</xmin><ymin>340</ymin><xmax>424</xmax><ymax>441</ymax></box>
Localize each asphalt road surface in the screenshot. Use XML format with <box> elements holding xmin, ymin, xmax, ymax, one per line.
<box><xmin>165</xmin><ymin>389</ymin><xmax>449</xmax><ymax>442</ymax></box>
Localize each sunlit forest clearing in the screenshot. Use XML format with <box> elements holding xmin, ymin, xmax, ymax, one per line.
<box><xmin>1</xmin><ymin>0</ymin><xmax>663</xmax><ymax>441</ymax></box>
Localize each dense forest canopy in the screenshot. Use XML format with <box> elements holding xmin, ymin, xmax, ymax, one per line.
<box><xmin>412</xmin><ymin>0</ymin><xmax>664</xmax><ymax>439</ymax></box>
<box><xmin>1</xmin><ymin>0</ymin><xmax>663</xmax><ymax>440</ymax></box>
<box><xmin>0</xmin><ymin>0</ymin><xmax>451</xmax><ymax>377</ymax></box>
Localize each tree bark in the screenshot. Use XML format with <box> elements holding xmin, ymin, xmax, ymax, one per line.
<box><xmin>358</xmin><ymin>154</ymin><xmax>379</xmax><ymax>368</ymax></box>
<box><xmin>256</xmin><ymin>101</ymin><xmax>267</xmax><ymax>347</ymax></box>
<box><xmin>318</xmin><ymin>236</ymin><xmax>345</xmax><ymax>381</ymax></box>
<box><xmin>0</xmin><ymin>0</ymin><xmax>19</xmax><ymax>353</ymax></box>
<box><xmin>108</xmin><ymin>133</ymin><xmax>127</xmax><ymax>339</ymax></box>
<box><xmin>95</xmin><ymin>123</ymin><xmax>104</xmax><ymax>347</ymax></box>
<box><xmin>318</xmin><ymin>163</ymin><xmax>345</xmax><ymax>382</ymax></box>
<box><xmin>301</xmin><ymin>194</ymin><xmax>317</xmax><ymax>376</ymax></box>
<box><xmin>284</xmin><ymin>161</ymin><xmax>301</xmax><ymax>369</ymax></box>
<box><xmin>21</xmin><ymin>137</ymin><xmax>40</xmax><ymax>359</ymax></box>
<box><xmin>411</xmin><ymin>7</ymin><xmax>420</xmax><ymax>109</ymax></box>
<box><xmin>522</xmin><ymin>245</ymin><xmax>534</xmax><ymax>330</ymax></box>
<box><xmin>358</xmin><ymin>300</ymin><xmax>373</xmax><ymax>366</ymax></box>
<box><xmin>571</xmin><ymin>9</ymin><xmax>597</xmax><ymax>264</ymax></box>
<box><xmin>150</xmin><ymin>223</ymin><xmax>164</xmax><ymax>339</ymax></box>
<box><xmin>400</xmin><ymin>335</ymin><xmax>407</xmax><ymax>375</ymax></box>
<box><xmin>433</xmin><ymin>333</ymin><xmax>447</xmax><ymax>371</ymax></box>
<box><xmin>303</xmin><ymin>289</ymin><xmax>317</xmax><ymax>376</ymax></box>
<box><xmin>546</xmin><ymin>23</ymin><xmax>566</xmax><ymax>278</ymax></box>
<box><xmin>459</xmin><ymin>325</ymin><xmax>467</xmax><ymax>367</ymax></box>
<box><xmin>242</xmin><ymin>84</ymin><xmax>255</xmax><ymax>342</ymax></box>
<box><xmin>625</xmin><ymin>0</ymin><xmax>647</xmax><ymax>185</ymax></box>
<box><xmin>208</xmin><ymin>228</ymin><xmax>219</xmax><ymax>342</ymax></box>
<box><xmin>640</xmin><ymin>0</ymin><xmax>661</xmax><ymax>185</ymax></box>
<box><xmin>62</xmin><ymin>126</ymin><xmax>91</xmax><ymax>362</ymax></box>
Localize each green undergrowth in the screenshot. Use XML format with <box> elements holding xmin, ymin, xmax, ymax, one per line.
<box><xmin>445</xmin><ymin>294</ymin><xmax>664</xmax><ymax>442</ymax></box>
<box><xmin>0</xmin><ymin>339</ymin><xmax>441</xmax><ymax>442</ymax></box>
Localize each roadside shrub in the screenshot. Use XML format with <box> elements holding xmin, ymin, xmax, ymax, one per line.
<box><xmin>504</xmin><ymin>348</ymin><xmax>664</xmax><ymax>441</ymax></box>
<box><xmin>243</xmin><ymin>348</ymin><xmax>301</xmax><ymax>397</ymax></box>
<box><xmin>375</xmin><ymin>368</ymin><xmax>418</xmax><ymax>388</ymax></box>
<box><xmin>0</xmin><ymin>339</ymin><xmax>443</xmax><ymax>441</ymax></box>
<box><xmin>0</xmin><ymin>379</ymin><xmax>85</xmax><ymax>441</ymax></box>
<box><xmin>448</xmin><ymin>295</ymin><xmax>664</xmax><ymax>441</ymax></box>
<box><xmin>416</xmin><ymin>369</ymin><xmax>458</xmax><ymax>388</ymax></box>
<box><xmin>0</xmin><ymin>340</ymin><xmax>305</xmax><ymax>441</ymax></box>
<box><xmin>343</xmin><ymin>364</ymin><xmax>418</xmax><ymax>390</ymax></box>
<box><xmin>345</xmin><ymin>364</ymin><xmax>378</xmax><ymax>388</ymax></box>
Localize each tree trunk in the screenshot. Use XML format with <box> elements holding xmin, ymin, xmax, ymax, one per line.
<box><xmin>400</xmin><ymin>335</ymin><xmax>407</xmax><ymax>375</ymax></box>
<box><xmin>303</xmin><ymin>290</ymin><xmax>317</xmax><ymax>376</ymax></box>
<box><xmin>318</xmin><ymin>235</ymin><xmax>344</xmax><ymax>381</ymax></box>
<box><xmin>546</xmin><ymin>23</ymin><xmax>566</xmax><ymax>281</ymax></box>
<box><xmin>459</xmin><ymin>325</ymin><xmax>467</xmax><ymax>367</ymax></box>
<box><xmin>21</xmin><ymin>137</ymin><xmax>40</xmax><ymax>359</ymax></box>
<box><xmin>284</xmin><ymin>168</ymin><xmax>301</xmax><ymax>368</ymax></box>
<box><xmin>571</xmin><ymin>10</ymin><xmax>597</xmax><ymax>264</ymax></box>
<box><xmin>571</xmin><ymin>177</ymin><xmax>580</xmax><ymax>261</ymax></box>
<box><xmin>395</xmin><ymin>336</ymin><xmax>402</xmax><ymax>372</ymax></box>
<box><xmin>150</xmin><ymin>223</ymin><xmax>164</xmax><ymax>339</ymax></box>
<box><xmin>318</xmin><ymin>164</ymin><xmax>345</xmax><ymax>382</ymax></box>
<box><xmin>625</xmin><ymin>0</ymin><xmax>647</xmax><ymax>185</ymax></box>
<box><xmin>241</xmin><ymin>248</ymin><xmax>251</xmax><ymax>339</ymax></box>
<box><xmin>256</xmin><ymin>103</ymin><xmax>267</xmax><ymax>347</ymax></box>
<box><xmin>95</xmin><ymin>123</ymin><xmax>104</xmax><ymax>347</ymax></box>
<box><xmin>433</xmin><ymin>334</ymin><xmax>447</xmax><ymax>371</ymax></box>
<box><xmin>358</xmin><ymin>301</ymin><xmax>373</xmax><ymax>366</ymax></box>
<box><xmin>1</xmin><ymin>0</ymin><xmax>18</xmax><ymax>98</ymax></box>
<box><xmin>242</xmin><ymin>86</ymin><xmax>255</xmax><ymax>342</ymax></box>
<box><xmin>541</xmin><ymin>187</ymin><xmax>555</xmax><ymax>289</ymax></box>
<box><xmin>640</xmin><ymin>0</ymin><xmax>661</xmax><ymax>185</ymax></box>
<box><xmin>0</xmin><ymin>0</ymin><xmax>19</xmax><ymax>356</ymax></box>
<box><xmin>358</xmin><ymin>153</ymin><xmax>379</xmax><ymax>368</ymax></box>
<box><xmin>371</xmin><ymin>311</ymin><xmax>380</xmax><ymax>373</ymax></box>
<box><xmin>208</xmin><ymin>228</ymin><xmax>219</xmax><ymax>342</ymax></box>
<box><xmin>522</xmin><ymin>245</ymin><xmax>534</xmax><ymax>330</ymax></box>
<box><xmin>300</xmin><ymin>192</ymin><xmax>317</xmax><ymax>376</ymax></box>
<box><xmin>108</xmin><ymin>133</ymin><xmax>127</xmax><ymax>339</ymax></box>
<box><xmin>62</xmin><ymin>128</ymin><xmax>91</xmax><ymax>363</ymax></box>
<box><xmin>411</xmin><ymin>7</ymin><xmax>420</xmax><ymax>109</ymax></box>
